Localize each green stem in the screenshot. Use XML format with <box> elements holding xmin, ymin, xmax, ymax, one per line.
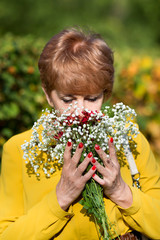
<box><xmin>101</xmin><ymin>217</ymin><xmax>110</xmax><ymax>240</ymax></box>
<box><xmin>80</xmin><ymin>179</ymin><xmax>121</xmax><ymax>240</ymax></box>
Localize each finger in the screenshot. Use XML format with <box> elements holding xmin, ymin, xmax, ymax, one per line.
<box><xmin>94</xmin><ymin>145</ymin><xmax>113</xmax><ymax>168</ymax></box>
<box><xmin>94</xmin><ymin>144</ymin><xmax>109</xmax><ymax>167</ymax></box>
<box><xmin>71</xmin><ymin>142</ymin><xmax>84</xmax><ymax>168</ymax></box>
<box><xmin>76</xmin><ymin>152</ymin><xmax>93</xmax><ymax>176</ymax></box>
<box><xmin>63</xmin><ymin>141</ymin><xmax>72</xmax><ymax>166</ymax></box>
<box><xmin>82</xmin><ymin>164</ymin><xmax>97</xmax><ymax>183</ymax></box>
<box><xmin>91</xmin><ymin>157</ymin><xmax>109</xmax><ymax>175</ymax></box>
<box><xmin>92</xmin><ymin>173</ymin><xmax>105</xmax><ymax>186</ymax></box>
<box><xmin>108</xmin><ymin>138</ymin><xmax>118</xmax><ymax>164</ymax></box>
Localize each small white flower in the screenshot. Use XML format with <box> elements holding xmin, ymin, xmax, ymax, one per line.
<box><xmin>21</xmin><ymin>103</ymin><xmax>139</xmax><ymax>178</ymax></box>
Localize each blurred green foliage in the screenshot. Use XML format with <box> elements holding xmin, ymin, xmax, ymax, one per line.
<box><xmin>0</xmin><ymin>0</ymin><xmax>160</xmax><ymax>49</ymax></box>
<box><xmin>0</xmin><ymin>34</ymin><xmax>160</xmax><ymax>162</ymax></box>
<box><xmin>112</xmin><ymin>50</ymin><xmax>160</xmax><ymax>161</ymax></box>
<box><xmin>0</xmin><ymin>0</ymin><xmax>160</xmax><ymax>162</ymax></box>
<box><xmin>0</xmin><ymin>34</ymin><xmax>47</xmax><ymax>158</ymax></box>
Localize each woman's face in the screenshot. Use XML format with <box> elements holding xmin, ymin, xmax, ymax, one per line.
<box><xmin>47</xmin><ymin>90</ymin><xmax>104</xmax><ymax>115</ymax></box>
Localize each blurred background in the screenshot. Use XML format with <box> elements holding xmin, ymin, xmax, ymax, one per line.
<box><xmin>0</xmin><ymin>0</ymin><xmax>160</xmax><ymax>162</ymax></box>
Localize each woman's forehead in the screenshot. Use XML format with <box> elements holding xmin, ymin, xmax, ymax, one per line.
<box><xmin>55</xmin><ymin>82</ymin><xmax>103</xmax><ymax>96</ymax></box>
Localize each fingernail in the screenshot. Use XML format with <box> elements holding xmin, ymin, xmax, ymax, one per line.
<box><xmin>79</xmin><ymin>142</ymin><xmax>83</xmax><ymax>148</ymax></box>
<box><xmin>92</xmin><ymin>165</ymin><xmax>96</xmax><ymax>170</ymax></box>
<box><xmin>88</xmin><ymin>152</ymin><xmax>93</xmax><ymax>158</ymax></box>
<box><xmin>95</xmin><ymin>144</ymin><xmax>100</xmax><ymax>150</ymax></box>
<box><xmin>92</xmin><ymin>158</ymin><xmax>96</xmax><ymax>163</ymax></box>
<box><xmin>110</xmin><ymin>137</ymin><xmax>113</xmax><ymax>143</ymax></box>
<box><xmin>67</xmin><ymin>141</ymin><xmax>72</xmax><ymax>147</ymax></box>
<box><xmin>92</xmin><ymin>173</ymin><xmax>96</xmax><ymax>177</ymax></box>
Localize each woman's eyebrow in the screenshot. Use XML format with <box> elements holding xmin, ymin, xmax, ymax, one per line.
<box><xmin>58</xmin><ymin>92</ymin><xmax>103</xmax><ymax>98</ymax></box>
<box><xmin>58</xmin><ymin>93</ymin><xmax>74</xmax><ymax>97</ymax></box>
<box><xmin>61</xmin><ymin>94</ymin><xmax>75</xmax><ymax>98</ymax></box>
<box><xmin>85</xmin><ymin>92</ymin><xmax>103</xmax><ymax>98</ymax></box>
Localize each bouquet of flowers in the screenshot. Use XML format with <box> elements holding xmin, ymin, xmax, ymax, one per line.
<box><xmin>22</xmin><ymin>102</ymin><xmax>139</xmax><ymax>240</ymax></box>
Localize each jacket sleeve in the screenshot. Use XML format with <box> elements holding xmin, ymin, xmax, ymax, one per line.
<box><xmin>118</xmin><ymin>133</ymin><xmax>160</xmax><ymax>239</ymax></box>
<box><xmin>0</xmin><ymin>138</ymin><xmax>74</xmax><ymax>240</ymax></box>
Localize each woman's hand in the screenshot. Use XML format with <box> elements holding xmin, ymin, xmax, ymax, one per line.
<box><xmin>92</xmin><ymin>138</ymin><xmax>133</xmax><ymax>208</ymax></box>
<box><xmin>56</xmin><ymin>142</ymin><xmax>96</xmax><ymax>211</ymax></box>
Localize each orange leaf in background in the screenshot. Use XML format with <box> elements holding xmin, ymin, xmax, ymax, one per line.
<box><xmin>27</xmin><ymin>66</ymin><xmax>34</xmax><ymax>74</ymax></box>
<box><xmin>8</xmin><ymin>66</ymin><xmax>16</xmax><ymax>74</ymax></box>
<box><xmin>120</xmin><ymin>69</ymin><xmax>128</xmax><ymax>78</ymax></box>
<box><xmin>127</xmin><ymin>60</ymin><xmax>139</xmax><ymax>78</ymax></box>
<box><xmin>153</xmin><ymin>67</ymin><xmax>160</xmax><ymax>80</ymax></box>
<box><xmin>147</xmin><ymin>81</ymin><xmax>158</xmax><ymax>95</ymax></box>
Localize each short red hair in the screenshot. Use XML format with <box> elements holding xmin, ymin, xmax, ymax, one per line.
<box><xmin>38</xmin><ymin>27</ymin><xmax>114</xmax><ymax>99</ymax></box>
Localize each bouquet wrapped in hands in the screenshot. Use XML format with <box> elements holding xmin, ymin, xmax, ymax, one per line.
<box><xmin>22</xmin><ymin>102</ymin><xmax>139</xmax><ymax>240</ymax></box>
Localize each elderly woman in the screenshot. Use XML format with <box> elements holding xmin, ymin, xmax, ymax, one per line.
<box><xmin>0</xmin><ymin>27</ymin><xmax>160</xmax><ymax>240</ymax></box>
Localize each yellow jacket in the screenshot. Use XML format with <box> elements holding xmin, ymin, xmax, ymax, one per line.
<box><xmin>0</xmin><ymin>129</ymin><xmax>160</xmax><ymax>239</ymax></box>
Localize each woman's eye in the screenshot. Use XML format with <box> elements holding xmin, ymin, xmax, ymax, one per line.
<box><xmin>62</xmin><ymin>99</ymin><xmax>73</xmax><ymax>103</ymax></box>
<box><xmin>87</xmin><ymin>97</ymin><xmax>97</xmax><ymax>102</ymax></box>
